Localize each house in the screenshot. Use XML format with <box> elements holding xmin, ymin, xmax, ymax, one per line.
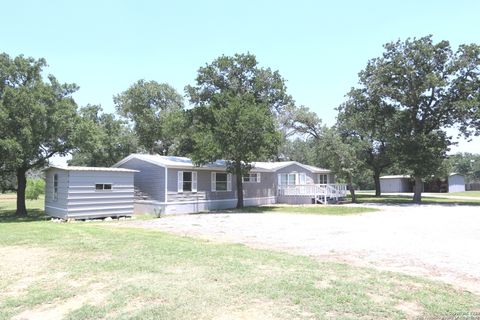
<box><xmin>113</xmin><ymin>154</ymin><xmax>347</xmax><ymax>215</ymax></box>
<box><xmin>44</xmin><ymin>166</ymin><xmax>137</xmax><ymax>219</ymax></box>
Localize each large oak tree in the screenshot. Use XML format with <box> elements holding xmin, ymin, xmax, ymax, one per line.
<box><xmin>69</xmin><ymin>105</ymin><xmax>139</xmax><ymax>167</ymax></box>
<box><xmin>0</xmin><ymin>54</ymin><xmax>81</xmax><ymax>215</ymax></box>
<box><xmin>114</xmin><ymin>80</ymin><xmax>185</xmax><ymax>155</ymax></box>
<box><xmin>186</xmin><ymin>53</ymin><xmax>292</xmax><ymax>208</ymax></box>
<box><xmin>336</xmin><ymin>88</ymin><xmax>396</xmax><ymax>196</ymax></box>
<box><xmin>355</xmin><ymin>36</ymin><xmax>480</xmax><ymax>203</ymax></box>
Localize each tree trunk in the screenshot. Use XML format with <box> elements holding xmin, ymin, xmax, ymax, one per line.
<box><xmin>235</xmin><ymin>163</ymin><xmax>244</xmax><ymax>209</ymax></box>
<box><xmin>348</xmin><ymin>174</ymin><xmax>356</xmax><ymax>203</ymax></box>
<box><xmin>374</xmin><ymin>170</ymin><xmax>381</xmax><ymax>197</ymax></box>
<box><xmin>413</xmin><ymin>176</ymin><xmax>423</xmax><ymax>203</ymax></box>
<box><xmin>16</xmin><ymin>167</ymin><xmax>28</xmax><ymax>216</ymax></box>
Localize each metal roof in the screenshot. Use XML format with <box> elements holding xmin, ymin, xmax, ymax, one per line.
<box><xmin>252</xmin><ymin>161</ymin><xmax>330</xmax><ymax>173</ymax></box>
<box><xmin>113</xmin><ymin>154</ymin><xmax>330</xmax><ymax>173</ymax></box>
<box><xmin>47</xmin><ymin>165</ymin><xmax>138</xmax><ymax>173</ymax></box>
<box><xmin>379</xmin><ymin>175</ymin><xmax>411</xmax><ymax>179</ymax></box>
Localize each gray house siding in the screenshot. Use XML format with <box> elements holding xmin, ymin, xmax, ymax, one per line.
<box><xmin>44</xmin><ymin>169</ymin><xmax>135</xmax><ymax>219</ymax></box>
<box><xmin>243</xmin><ymin>172</ymin><xmax>276</xmax><ymax>198</ymax></box>
<box><xmin>117</xmin><ymin>158</ymin><xmax>166</xmax><ymax>202</ymax></box>
<box><xmin>167</xmin><ymin>168</ymin><xmax>237</xmax><ymax>201</ymax></box>
<box><xmin>274</xmin><ymin>163</ymin><xmax>318</xmax><ymax>188</ymax></box>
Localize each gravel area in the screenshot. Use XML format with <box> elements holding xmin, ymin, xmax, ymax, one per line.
<box><xmin>125</xmin><ymin>204</ymin><xmax>480</xmax><ymax>293</ymax></box>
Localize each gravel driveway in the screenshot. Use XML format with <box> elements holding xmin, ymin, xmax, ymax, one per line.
<box><xmin>125</xmin><ymin>204</ymin><xmax>480</xmax><ymax>293</ymax></box>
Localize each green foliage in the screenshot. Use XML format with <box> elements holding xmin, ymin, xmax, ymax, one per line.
<box><xmin>114</xmin><ymin>80</ymin><xmax>185</xmax><ymax>154</ymax></box>
<box><xmin>25</xmin><ymin>178</ymin><xmax>45</xmax><ymax>200</ymax></box>
<box><xmin>278</xmin><ymin>138</ymin><xmax>317</xmax><ymax>164</ymax></box>
<box><xmin>337</xmin><ymin>89</ymin><xmax>396</xmax><ymax>195</ymax></box>
<box><xmin>0</xmin><ymin>53</ymin><xmax>82</xmax><ymax>215</ymax></box>
<box><xmin>69</xmin><ymin>105</ymin><xmax>139</xmax><ymax>167</ymax></box>
<box><xmin>351</xmin><ymin>36</ymin><xmax>480</xmax><ymax>202</ymax></box>
<box><xmin>187</xmin><ymin>53</ymin><xmax>290</xmax><ymax>207</ymax></box>
<box><xmin>445</xmin><ymin>153</ymin><xmax>480</xmax><ymax>182</ymax></box>
<box><xmin>316</xmin><ymin>128</ymin><xmax>365</xmax><ymax>187</ymax></box>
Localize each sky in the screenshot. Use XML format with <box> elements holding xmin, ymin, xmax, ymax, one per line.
<box><xmin>1</xmin><ymin>0</ymin><xmax>480</xmax><ymax>165</ymax></box>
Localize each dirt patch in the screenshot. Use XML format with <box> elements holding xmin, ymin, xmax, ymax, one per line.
<box><xmin>395</xmin><ymin>301</ymin><xmax>424</xmax><ymax>318</ymax></box>
<box><xmin>213</xmin><ymin>300</ymin><xmax>279</xmax><ymax>320</ymax></box>
<box><xmin>0</xmin><ymin>246</ymin><xmax>54</xmax><ymax>297</ymax></box>
<box><xmin>12</xmin><ymin>282</ymin><xmax>108</xmax><ymax>320</ymax></box>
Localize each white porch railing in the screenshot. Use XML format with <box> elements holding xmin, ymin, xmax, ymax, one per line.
<box><xmin>277</xmin><ymin>184</ymin><xmax>348</xmax><ymax>204</ymax></box>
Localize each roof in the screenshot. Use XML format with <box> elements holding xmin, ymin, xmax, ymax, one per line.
<box><xmin>113</xmin><ymin>154</ymin><xmax>330</xmax><ymax>173</ymax></box>
<box><xmin>46</xmin><ymin>165</ymin><xmax>138</xmax><ymax>173</ymax></box>
<box><xmin>380</xmin><ymin>175</ymin><xmax>411</xmax><ymax>179</ymax></box>
<box><xmin>449</xmin><ymin>173</ymin><xmax>464</xmax><ymax>177</ymax></box>
<box><xmin>251</xmin><ymin>161</ymin><xmax>330</xmax><ymax>173</ymax></box>
<box><xmin>113</xmin><ymin>154</ymin><xmax>227</xmax><ymax>170</ymax></box>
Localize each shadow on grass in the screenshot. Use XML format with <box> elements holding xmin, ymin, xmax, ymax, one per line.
<box><xmin>0</xmin><ymin>209</ymin><xmax>48</xmax><ymax>223</ymax></box>
<box><xmin>354</xmin><ymin>194</ymin><xmax>480</xmax><ymax>206</ymax></box>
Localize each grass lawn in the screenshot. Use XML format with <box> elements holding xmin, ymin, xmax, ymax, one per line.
<box><xmin>353</xmin><ymin>194</ymin><xmax>480</xmax><ymax>206</ymax></box>
<box><xmin>1</xmin><ymin>196</ymin><xmax>479</xmax><ymax>319</ymax></box>
<box><xmin>220</xmin><ymin>205</ymin><xmax>378</xmax><ymax>215</ymax></box>
<box><xmin>448</xmin><ymin>191</ymin><xmax>480</xmax><ymax>198</ymax></box>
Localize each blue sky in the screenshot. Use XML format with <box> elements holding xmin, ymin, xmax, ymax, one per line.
<box><xmin>2</xmin><ymin>0</ymin><xmax>480</xmax><ymax>160</ymax></box>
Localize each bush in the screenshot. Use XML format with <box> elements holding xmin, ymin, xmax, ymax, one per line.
<box><xmin>26</xmin><ymin>178</ymin><xmax>45</xmax><ymax>200</ymax></box>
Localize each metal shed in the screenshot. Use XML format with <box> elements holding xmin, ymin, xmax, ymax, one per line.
<box><xmin>44</xmin><ymin>166</ymin><xmax>137</xmax><ymax>219</ymax></box>
<box><xmin>448</xmin><ymin>173</ymin><xmax>465</xmax><ymax>192</ymax></box>
<box><xmin>379</xmin><ymin>175</ymin><xmax>413</xmax><ymax>193</ymax></box>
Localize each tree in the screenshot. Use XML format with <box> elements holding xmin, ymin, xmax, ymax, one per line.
<box><xmin>356</xmin><ymin>36</ymin><xmax>480</xmax><ymax>203</ymax></box>
<box><xmin>316</xmin><ymin>128</ymin><xmax>365</xmax><ymax>202</ymax></box>
<box><xmin>114</xmin><ymin>80</ymin><xmax>185</xmax><ymax>155</ymax></box>
<box><xmin>445</xmin><ymin>153</ymin><xmax>480</xmax><ymax>182</ymax></box>
<box><xmin>25</xmin><ymin>178</ymin><xmax>45</xmax><ymax>200</ymax></box>
<box><xmin>337</xmin><ymin>88</ymin><xmax>396</xmax><ymax>196</ymax></box>
<box><xmin>69</xmin><ymin>105</ymin><xmax>139</xmax><ymax>167</ymax></box>
<box><xmin>278</xmin><ymin>138</ymin><xmax>317</xmax><ymax>164</ymax></box>
<box><xmin>186</xmin><ymin>53</ymin><xmax>291</xmax><ymax>208</ymax></box>
<box><xmin>0</xmin><ymin>53</ymin><xmax>81</xmax><ymax>215</ymax></box>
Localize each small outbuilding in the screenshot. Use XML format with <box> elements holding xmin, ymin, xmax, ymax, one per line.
<box><xmin>448</xmin><ymin>173</ymin><xmax>465</xmax><ymax>192</ymax></box>
<box><xmin>379</xmin><ymin>175</ymin><xmax>413</xmax><ymax>193</ymax></box>
<box><xmin>44</xmin><ymin>166</ymin><xmax>137</xmax><ymax>219</ymax></box>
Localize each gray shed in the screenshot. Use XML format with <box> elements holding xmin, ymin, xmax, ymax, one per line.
<box><xmin>448</xmin><ymin>173</ymin><xmax>465</xmax><ymax>192</ymax></box>
<box><xmin>379</xmin><ymin>175</ymin><xmax>413</xmax><ymax>193</ymax></box>
<box><xmin>44</xmin><ymin>166</ymin><xmax>137</xmax><ymax>219</ymax></box>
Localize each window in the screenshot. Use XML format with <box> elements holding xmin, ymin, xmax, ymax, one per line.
<box><xmin>211</xmin><ymin>172</ymin><xmax>231</xmax><ymax>191</ymax></box>
<box><xmin>53</xmin><ymin>174</ymin><xmax>58</xmax><ymax>201</ymax></box>
<box><xmin>318</xmin><ymin>174</ymin><xmax>328</xmax><ymax>184</ymax></box>
<box><xmin>279</xmin><ymin>173</ymin><xmax>297</xmax><ymax>186</ymax></box>
<box><xmin>95</xmin><ymin>184</ymin><xmax>112</xmax><ymax>190</ymax></box>
<box><xmin>216</xmin><ymin>173</ymin><xmax>228</xmax><ymax>191</ymax></box>
<box><xmin>278</xmin><ymin>173</ymin><xmax>306</xmax><ymax>186</ymax></box>
<box><xmin>243</xmin><ymin>173</ymin><xmax>261</xmax><ymax>183</ymax></box>
<box><xmin>177</xmin><ymin>171</ymin><xmax>197</xmax><ymax>192</ymax></box>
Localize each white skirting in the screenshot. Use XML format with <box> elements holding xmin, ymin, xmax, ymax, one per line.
<box><xmin>134</xmin><ymin>196</ymin><xmax>277</xmax><ymax>216</ymax></box>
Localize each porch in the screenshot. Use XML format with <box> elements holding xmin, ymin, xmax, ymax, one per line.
<box><xmin>277</xmin><ymin>184</ymin><xmax>348</xmax><ymax>204</ymax></box>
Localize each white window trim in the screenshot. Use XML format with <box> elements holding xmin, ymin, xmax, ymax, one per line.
<box><xmin>212</xmin><ymin>172</ymin><xmax>232</xmax><ymax>192</ymax></box>
<box><xmin>178</xmin><ymin>171</ymin><xmax>197</xmax><ymax>193</ymax></box>
<box><xmin>242</xmin><ymin>172</ymin><xmax>261</xmax><ymax>183</ymax></box>
<box><xmin>318</xmin><ymin>174</ymin><xmax>328</xmax><ymax>184</ymax></box>
<box><xmin>278</xmin><ymin>172</ymin><xmax>307</xmax><ymax>186</ymax></box>
<box><xmin>95</xmin><ymin>183</ymin><xmax>113</xmax><ymax>191</ymax></box>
